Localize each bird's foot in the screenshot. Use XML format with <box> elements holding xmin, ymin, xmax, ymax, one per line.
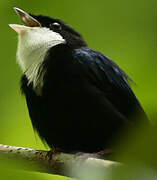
<box><xmin>46</xmin><ymin>148</ymin><xmax>62</xmax><ymax>161</ymax></box>
<box><xmin>95</xmin><ymin>148</ymin><xmax>113</xmax><ymax>159</ymax></box>
<box><xmin>73</xmin><ymin>148</ymin><xmax>113</xmax><ymax>160</ymax></box>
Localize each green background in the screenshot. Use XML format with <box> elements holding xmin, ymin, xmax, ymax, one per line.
<box><xmin>0</xmin><ymin>0</ymin><xmax>157</xmax><ymax>179</ymax></box>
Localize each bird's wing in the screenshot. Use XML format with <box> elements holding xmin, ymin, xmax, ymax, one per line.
<box><xmin>74</xmin><ymin>48</ymin><xmax>148</xmax><ymax>123</ymax></box>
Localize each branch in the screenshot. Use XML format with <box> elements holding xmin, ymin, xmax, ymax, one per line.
<box><xmin>0</xmin><ymin>144</ymin><xmax>121</xmax><ymax>178</ymax></box>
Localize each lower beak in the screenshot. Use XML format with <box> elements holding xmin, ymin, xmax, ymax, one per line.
<box><xmin>9</xmin><ymin>24</ymin><xmax>30</xmax><ymax>34</ymax></box>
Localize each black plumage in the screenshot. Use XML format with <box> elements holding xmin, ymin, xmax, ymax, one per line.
<box><xmin>14</xmin><ymin>10</ymin><xmax>149</xmax><ymax>153</ymax></box>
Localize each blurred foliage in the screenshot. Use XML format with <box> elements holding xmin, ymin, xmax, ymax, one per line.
<box><xmin>0</xmin><ymin>0</ymin><xmax>157</xmax><ymax>179</ymax></box>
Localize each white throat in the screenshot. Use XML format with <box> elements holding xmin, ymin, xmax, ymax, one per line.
<box><xmin>16</xmin><ymin>25</ymin><xmax>65</xmax><ymax>94</ymax></box>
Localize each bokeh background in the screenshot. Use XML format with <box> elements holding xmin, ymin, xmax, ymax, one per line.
<box><xmin>0</xmin><ymin>0</ymin><xmax>157</xmax><ymax>179</ymax></box>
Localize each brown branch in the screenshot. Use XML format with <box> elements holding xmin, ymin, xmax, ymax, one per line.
<box><xmin>0</xmin><ymin>144</ymin><xmax>121</xmax><ymax>178</ymax></box>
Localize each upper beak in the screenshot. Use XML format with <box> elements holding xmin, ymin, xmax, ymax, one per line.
<box><xmin>13</xmin><ymin>7</ymin><xmax>41</xmax><ymax>27</ymax></box>
<box><xmin>9</xmin><ymin>7</ymin><xmax>41</xmax><ymax>34</ymax></box>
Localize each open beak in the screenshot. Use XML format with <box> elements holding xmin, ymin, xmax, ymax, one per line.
<box><xmin>9</xmin><ymin>7</ymin><xmax>41</xmax><ymax>34</ymax></box>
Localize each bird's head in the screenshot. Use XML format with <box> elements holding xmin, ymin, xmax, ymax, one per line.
<box><xmin>9</xmin><ymin>8</ymin><xmax>87</xmax><ymax>93</ymax></box>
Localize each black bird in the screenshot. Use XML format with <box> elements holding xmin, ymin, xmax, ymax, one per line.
<box><xmin>10</xmin><ymin>7</ymin><xmax>149</xmax><ymax>153</ymax></box>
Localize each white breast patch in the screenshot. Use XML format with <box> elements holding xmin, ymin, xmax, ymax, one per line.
<box><xmin>16</xmin><ymin>26</ymin><xmax>65</xmax><ymax>95</ymax></box>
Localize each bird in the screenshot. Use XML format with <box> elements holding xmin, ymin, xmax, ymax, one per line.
<box><xmin>9</xmin><ymin>7</ymin><xmax>149</xmax><ymax>153</ymax></box>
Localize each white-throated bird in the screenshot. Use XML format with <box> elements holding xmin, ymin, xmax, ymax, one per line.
<box><xmin>9</xmin><ymin>7</ymin><xmax>149</xmax><ymax>153</ymax></box>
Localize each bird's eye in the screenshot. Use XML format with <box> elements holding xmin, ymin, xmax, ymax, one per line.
<box><xmin>50</xmin><ymin>22</ymin><xmax>62</xmax><ymax>31</ymax></box>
